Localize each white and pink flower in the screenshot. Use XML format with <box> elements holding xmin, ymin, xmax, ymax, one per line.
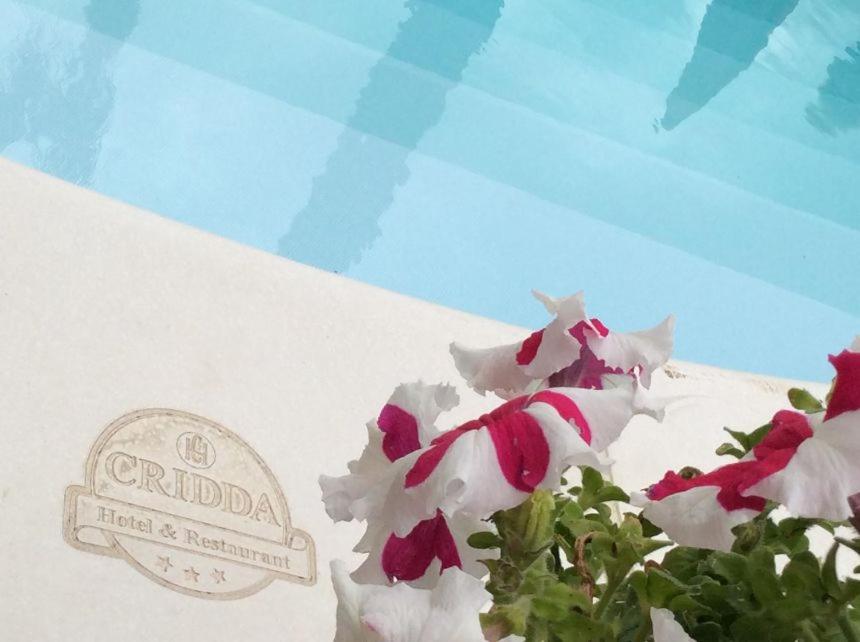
<box><xmin>741</xmin><ymin>343</ymin><xmax>860</xmax><ymax>520</ymax></box>
<box><xmin>331</xmin><ymin>560</ymin><xmax>490</xmax><ymax>642</ymax></box>
<box><xmin>320</xmin><ymin>382</ymin><xmax>493</xmax><ymax>586</ymax></box>
<box><xmin>637</xmin><ymin>339</ymin><xmax>860</xmax><ymax>549</ymax></box>
<box><xmin>632</xmin><ymin>461</ymin><xmax>767</xmax><ymax>552</ymax></box>
<box><xmin>450</xmin><ymin>291</ymin><xmax>674</xmax><ymax>399</ymax></box>
<box><xmin>390</xmin><ymin>384</ymin><xmax>649</xmax><ymax>535</ymax></box>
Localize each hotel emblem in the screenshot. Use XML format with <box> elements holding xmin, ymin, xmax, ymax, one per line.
<box><xmin>63</xmin><ymin>409</ymin><xmax>316</xmax><ymax>599</ymax></box>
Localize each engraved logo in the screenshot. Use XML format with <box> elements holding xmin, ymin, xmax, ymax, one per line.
<box><xmin>63</xmin><ymin>409</ymin><xmax>316</xmax><ymax>599</ymax></box>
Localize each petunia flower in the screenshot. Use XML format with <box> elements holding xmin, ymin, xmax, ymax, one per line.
<box><xmin>650</xmin><ymin>608</ymin><xmax>695</xmax><ymax>642</ymax></box>
<box><xmin>321</xmin><ymin>382</ymin><xmax>459</xmax><ymax>524</ymax></box>
<box><xmin>320</xmin><ymin>382</ymin><xmax>494</xmax><ymax>585</ymax></box>
<box><xmin>741</xmin><ymin>341</ymin><xmax>860</xmax><ymax>520</ymax></box>
<box><xmin>636</xmin><ymin>338</ymin><xmax>860</xmax><ymax>548</ymax></box>
<box><xmin>450</xmin><ymin>291</ymin><xmax>674</xmax><ymax>399</ymax></box>
<box><xmin>390</xmin><ymin>384</ymin><xmax>647</xmax><ymax>535</ymax></box>
<box><xmin>632</xmin><ymin>461</ymin><xmax>767</xmax><ymax>552</ymax></box>
<box><xmin>351</xmin><ymin>511</ymin><xmax>489</xmax><ymax>588</ymax></box>
<box><xmin>331</xmin><ymin>560</ymin><xmax>490</xmax><ymax>642</ymax></box>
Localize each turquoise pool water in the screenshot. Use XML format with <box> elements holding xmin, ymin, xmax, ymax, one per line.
<box><xmin>1</xmin><ymin>0</ymin><xmax>858</xmax><ymax>380</ymax></box>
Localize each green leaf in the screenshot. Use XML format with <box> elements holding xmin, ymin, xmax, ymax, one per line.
<box><xmin>724</xmin><ymin>427</ymin><xmax>752</xmax><ymax>450</ymax></box>
<box><xmin>596</xmin><ymin>484</ymin><xmax>630</xmax><ymax>503</ymax></box>
<box><xmin>788</xmin><ymin>388</ymin><xmax>824</xmax><ymax>413</ymax></box>
<box><xmin>690</xmin><ymin>621</ymin><xmax>724</xmax><ymax>642</ymax></box>
<box><xmin>532</xmin><ymin>581</ymin><xmax>592</xmax><ymax>622</ymax></box>
<box><xmin>782</xmin><ymin>551</ymin><xmax>824</xmax><ymax>599</ymax></box>
<box><xmin>709</xmin><ymin>551</ymin><xmax>748</xmax><ymax>583</ymax></box>
<box><xmin>823</xmin><ymin>542</ymin><xmax>843</xmax><ymax>600</ymax></box>
<box><xmin>730</xmin><ymin>613</ymin><xmax>771</xmax><ymax>639</ymax></box>
<box><xmin>748</xmin><ymin>549</ymin><xmax>782</xmax><ymax>606</ymax></box>
<box><xmin>480</xmin><ymin>601</ymin><xmax>529</xmax><ymax>638</ymax></box>
<box><xmin>467</xmin><ymin>531</ymin><xmax>503</xmax><ymax>550</ymax></box>
<box><xmin>646</xmin><ymin>569</ymin><xmax>688</xmax><ymax>607</ymax></box>
<box><xmin>581</xmin><ymin>466</ymin><xmax>604</xmax><ymax>495</ymax></box>
<box><xmin>745</xmin><ymin>423</ymin><xmax>774</xmax><ymax>450</ymax></box>
<box><xmin>715</xmin><ymin>442</ymin><xmax>745</xmax><ymax>459</ymax></box>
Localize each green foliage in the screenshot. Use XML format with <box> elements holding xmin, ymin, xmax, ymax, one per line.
<box><xmin>788</xmin><ymin>388</ymin><xmax>825</xmax><ymax>413</ymax></box>
<box><xmin>480</xmin><ymin>407</ymin><xmax>859</xmax><ymax>641</ymax></box>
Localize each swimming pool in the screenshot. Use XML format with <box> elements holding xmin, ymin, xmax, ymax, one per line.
<box><xmin>1</xmin><ymin>0</ymin><xmax>858</xmax><ymax>380</ymax></box>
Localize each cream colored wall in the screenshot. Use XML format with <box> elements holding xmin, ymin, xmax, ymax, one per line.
<box><xmin>0</xmin><ymin>159</ymin><xmax>831</xmax><ymax>641</ymax></box>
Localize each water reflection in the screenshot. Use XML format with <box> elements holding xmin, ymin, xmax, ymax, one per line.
<box><xmin>659</xmin><ymin>0</ymin><xmax>799</xmax><ymax>130</ymax></box>
<box><xmin>806</xmin><ymin>41</ymin><xmax>860</xmax><ymax>135</ymax></box>
<box><xmin>0</xmin><ymin>0</ymin><xmax>139</xmax><ymax>185</ymax></box>
<box><xmin>279</xmin><ymin>0</ymin><xmax>504</xmax><ymax>272</ymax></box>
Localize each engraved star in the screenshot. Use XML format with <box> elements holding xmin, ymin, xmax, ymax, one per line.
<box><xmin>155</xmin><ymin>555</ymin><xmax>172</xmax><ymax>573</ymax></box>
<box><xmin>184</xmin><ymin>567</ymin><xmax>199</xmax><ymax>583</ymax></box>
<box><xmin>211</xmin><ymin>569</ymin><xmax>226</xmax><ymax>584</ymax></box>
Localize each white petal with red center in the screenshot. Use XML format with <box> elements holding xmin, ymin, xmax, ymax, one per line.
<box><xmin>397</xmin><ymin>428</ymin><xmax>529</xmax><ymax>532</ymax></box>
<box><xmin>587</xmin><ymin>316</ymin><xmax>675</xmax><ymax>387</ymax></box>
<box><xmin>531</xmin><ymin>384</ymin><xmax>643</xmax><ymax>453</ymax></box>
<box><xmin>744</xmin><ymin>410</ymin><xmax>860</xmax><ymax>520</ymax></box>
<box><xmin>379</xmin><ymin>382</ymin><xmax>460</xmax><ymax>461</ymax></box>
<box><xmin>523</xmin><ymin>401</ymin><xmax>606</xmax><ymax>488</ymax></box>
<box><xmin>321</xmin><ymin>382</ymin><xmax>459</xmax><ymax>524</ymax></box>
<box><xmin>650</xmin><ymin>608</ymin><xmax>695</xmax><ymax>642</ymax></box>
<box><xmin>520</xmin><ymin>291</ymin><xmax>589</xmax><ymax>379</ymax></box>
<box><xmin>351</xmin><ymin>512</ymin><xmax>494</xmax><ymax>588</ymax></box>
<box><xmin>634</xmin><ymin>486</ymin><xmax>759</xmax><ymax>552</ymax></box>
<box><xmin>331</xmin><ymin>560</ymin><xmax>490</xmax><ymax>642</ymax></box>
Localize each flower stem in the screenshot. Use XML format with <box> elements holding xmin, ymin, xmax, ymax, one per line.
<box><xmin>594</xmin><ymin>574</ymin><xmax>623</xmax><ymax>619</ymax></box>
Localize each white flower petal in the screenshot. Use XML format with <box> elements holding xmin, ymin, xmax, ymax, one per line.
<box><xmin>449</xmin><ymin>341</ymin><xmax>533</xmax><ymax>400</ymax></box>
<box><xmin>321</xmin><ymin>383</ymin><xmax>459</xmax><ymax>524</ymax></box>
<box><xmin>351</xmin><ymin>512</ymin><xmax>496</xmax><ymax>588</ymax></box>
<box><xmin>650</xmin><ymin>608</ymin><xmax>695</xmax><ymax>642</ymax></box>
<box><xmin>531</xmin><ymin>384</ymin><xmax>643</xmax><ymax>453</ymax></box>
<box><xmin>397</xmin><ymin>429</ymin><xmax>529</xmax><ymax>532</ymax></box>
<box><xmin>744</xmin><ymin>410</ymin><xmax>860</xmax><ymax>520</ymax></box>
<box><xmin>321</xmin><ymin>425</ymin><xmax>392</xmax><ymax>522</ymax></box>
<box><xmin>587</xmin><ymin>316</ymin><xmax>675</xmax><ymax>387</ymax></box>
<box><xmin>524</xmin><ymin>401</ymin><xmax>607</xmax><ymax>488</ymax></box>
<box><xmin>331</xmin><ymin>561</ymin><xmax>490</xmax><ymax>642</ymax></box>
<box><xmin>386</xmin><ymin>381</ymin><xmax>460</xmax><ymax>446</ymax></box>
<box><xmin>638</xmin><ymin>486</ymin><xmax>758</xmax><ymax>552</ymax></box>
<box><xmin>521</xmin><ymin>291</ymin><xmax>588</xmax><ymax>379</ymax></box>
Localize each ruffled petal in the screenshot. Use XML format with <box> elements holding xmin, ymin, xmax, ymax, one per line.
<box><xmin>635</xmin><ymin>462</ymin><xmax>766</xmax><ymax>551</ymax></box>
<box><xmin>321</xmin><ymin>383</ymin><xmax>458</xmax><ymax>524</ymax></box>
<box><xmin>352</xmin><ymin>512</ymin><xmax>495</xmax><ymax>587</ymax></box>
<box><xmin>331</xmin><ymin>560</ymin><xmax>490</xmax><ymax>642</ymax></box>
<box><xmin>826</xmin><ymin>347</ymin><xmax>860</xmax><ymax>421</ymax></box>
<box><xmin>321</xmin><ymin>425</ymin><xmax>393</xmax><ymax>522</ymax></box>
<box><xmin>650</xmin><ymin>608</ymin><xmax>695</xmax><ymax>642</ymax></box>
<box><xmin>450</xmin><ymin>291</ymin><xmax>674</xmax><ymax>399</ymax></box>
<box><xmin>398</xmin><ymin>386</ymin><xmax>641</xmax><ymax>531</ymax></box>
<box><xmin>744</xmin><ymin>410</ymin><xmax>860</xmax><ymax>520</ymax></box>
<box><xmin>450</xmin><ymin>291</ymin><xmax>587</xmax><ymax>398</ymax></box>
<box><xmin>450</xmin><ymin>341</ymin><xmax>535</xmax><ymax>400</ymax></box>
<box><xmin>587</xmin><ymin>316</ymin><xmax>675</xmax><ymax>387</ymax></box>
<box><xmin>635</xmin><ymin>485</ymin><xmax>759</xmax><ymax>552</ymax></box>
<box><xmin>380</xmin><ymin>382</ymin><xmax>460</xmax><ymax>461</ymax></box>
